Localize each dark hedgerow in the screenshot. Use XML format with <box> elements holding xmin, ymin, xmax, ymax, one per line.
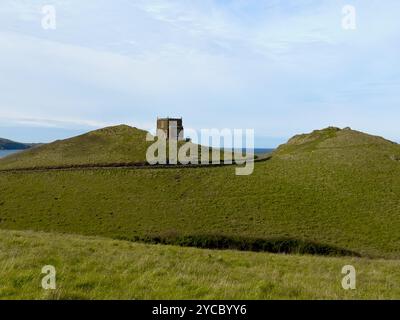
<box><xmin>120</xmin><ymin>233</ymin><xmax>361</xmax><ymax>257</ymax></box>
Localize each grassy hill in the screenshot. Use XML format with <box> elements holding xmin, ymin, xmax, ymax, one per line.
<box><xmin>1</xmin><ymin>229</ymin><xmax>399</xmax><ymax>299</ymax></box>
<box><xmin>275</xmin><ymin>126</ymin><xmax>398</xmax><ymax>156</ymax></box>
<box><xmin>0</xmin><ymin>125</ymin><xmax>151</xmax><ymax>169</ymax></box>
<box><xmin>0</xmin><ymin>125</ymin><xmax>233</xmax><ymax>170</ymax></box>
<box><xmin>0</xmin><ymin>126</ymin><xmax>400</xmax><ymax>259</ymax></box>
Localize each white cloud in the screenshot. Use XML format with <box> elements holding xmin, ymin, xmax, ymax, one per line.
<box><xmin>0</xmin><ymin>0</ymin><xmax>400</xmax><ymax>145</ymax></box>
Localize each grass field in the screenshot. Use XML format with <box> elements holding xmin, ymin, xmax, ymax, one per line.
<box><xmin>0</xmin><ymin>127</ymin><xmax>400</xmax><ymax>260</ymax></box>
<box><xmin>0</xmin><ymin>229</ymin><xmax>399</xmax><ymax>300</ymax></box>
<box><xmin>0</xmin><ymin>126</ymin><xmax>400</xmax><ymax>300</ymax></box>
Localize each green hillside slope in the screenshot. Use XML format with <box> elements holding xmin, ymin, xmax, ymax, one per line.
<box><xmin>275</xmin><ymin>126</ymin><xmax>398</xmax><ymax>156</ymax></box>
<box><xmin>0</xmin><ymin>127</ymin><xmax>399</xmax><ymax>258</ymax></box>
<box><xmin>0</xmin><ymin>125</ymin><xmax>151</xmax><ymax>169</ymax></box>
<box><xmin>0</xmin><ymin>125</ymin><xmax>233</xmax><ymax>169</ymax></box>
<box><xmin>1</xmin><ymin>230</ymin><xmax>399</xmax><ymax>299</ymax></box>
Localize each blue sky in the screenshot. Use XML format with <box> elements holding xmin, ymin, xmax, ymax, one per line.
<box><xmin>0</xmin><ymin>0</ymin><xmax>399</xmax><ymax>147</ymax></box>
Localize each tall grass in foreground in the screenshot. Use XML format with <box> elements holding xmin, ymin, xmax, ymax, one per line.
<box><xmin>0</xmin><ymin>230</ymin><xmax>399</xmax><ymax>300</ymax></box>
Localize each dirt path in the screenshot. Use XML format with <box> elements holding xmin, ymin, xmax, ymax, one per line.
<box><xmin>0</xmin><ymin>155</ymin><xmax>272</xmax><ymax>173</ymax></box>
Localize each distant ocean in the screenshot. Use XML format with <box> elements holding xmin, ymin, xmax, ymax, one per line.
<box><xmin>0</xmin><ymin>150</ymin><xmax>22</xmax><ymax>158</ymax></box>
<box><xmin>235</xmin><ymin>148</ymin><xmax>274</xmax><ymax>155</ymax></box>
<box><xmin>252</xmin><ymin>148</ymin><xmax>275</xmax><ymax>155</ymax></box>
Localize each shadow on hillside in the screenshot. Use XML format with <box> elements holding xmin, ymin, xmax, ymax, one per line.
<box><xmin>121</xmin><ymin>233</ymin><xmax>361</xmax><ymax>257</ymax></box>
